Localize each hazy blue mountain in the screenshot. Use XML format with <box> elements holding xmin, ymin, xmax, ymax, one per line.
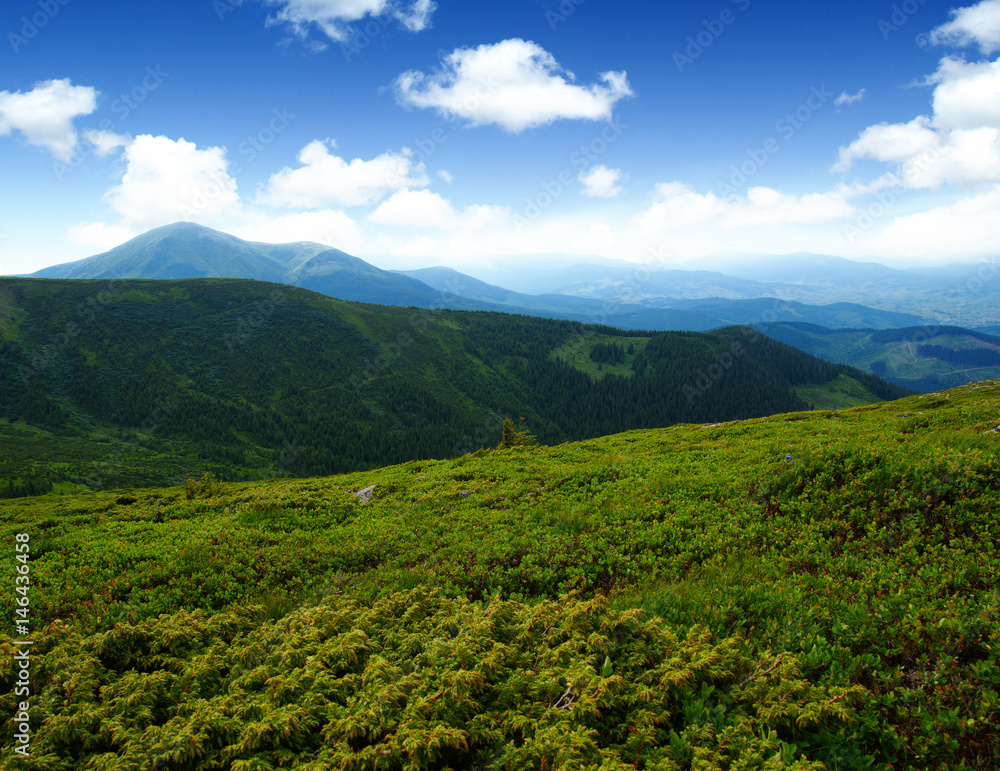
<box><xmin>294</xmin><ymin>249</ymin><xmax>446</xmax><ymax>307</ymax></box>
<box><xmin>394</xmin><ymin>268</ymin><xmax>931</xmax><ymax>331</ymax></box>
<box><xmin>29</xmin><ymin>223</ymin><xmax>469</xmax><ymax>309</ymax></box>
<box><xmin>517</xmin><ymin>264</ymin><xmax>781</xmax><ymax>301</ymax></box>
<box><xmin>456</xmin><ymin>250</ymin><xmax>1000</xmax><ymax>327</ymax></box>
<box><xmin>433</xmin><ymin>253</ymin><xmax>626</xmax><ymax>294</ymax></box>
<box><xmin>679</xmin><ymin>252</ymin><xmax>917</xmax><ymax>287</ymax></box>
<box><xmin>395</xmin><ymin>266</ymin><xmax>610</xmax><ymax>317</ymax></box>
<box><xmin>457</xmin><ymin>259</ymin><xmax>778</xmax><ymax>300</ymax></box>
<box><xmin>26</xmin><ymin>222</ymin><xmax>997</xmax><ymax>330</ymax></box>
<box><xmin>31</xmin><ymin>222</ymin><xmax>295</xmax><ymax>282</ymax></box>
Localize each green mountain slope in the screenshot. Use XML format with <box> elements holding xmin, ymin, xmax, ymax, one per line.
<box><xmin>0</xmin><ymin>379</ymin><xmax>997</xmax><ymax>768</ymax></box>
<box><xmin>762</xmin><ymin>322</ymin><xmax>1000</xmax><ymax>392</ymax></box>
<box><xmin>0</xmin><ymin>277</ymin><xmax>908</xmax><ymax>495</ymax></box>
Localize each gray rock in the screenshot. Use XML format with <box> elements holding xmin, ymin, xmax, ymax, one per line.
<box><xmin>353</xmin><ymin>484</ymin><xmax>377</xmax><ymax>503</ymax></box>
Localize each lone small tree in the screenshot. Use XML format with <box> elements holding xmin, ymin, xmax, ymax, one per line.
<box><xmin>500</xmin><ymin>417</ymin><xmax>536</xmax><ymax>448</ymax></box>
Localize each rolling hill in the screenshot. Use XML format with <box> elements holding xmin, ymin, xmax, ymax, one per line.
<box><xmin>0</xmin><ymin>277</ymin><xmax>908</xmax><ymax>496</ymax></box>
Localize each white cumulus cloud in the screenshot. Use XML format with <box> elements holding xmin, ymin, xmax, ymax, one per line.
<box><xmin>930</xmin><ymin>0</ymin><xmax>1000</xmax><ymax>54</ymax></box>
<box><xmin>258</xmin><ymin>139</ymin><xmax>429</xmax><ymax>208</ymax></box>
<box><xmin>83</xmin><ymin>129</ymin><xmax>130</xmax><ymax>157</ymax></box>
<box><xmin>832</xmin><ymin>116</ymin><xmax>941</xmax><ymax>172</ymax></box>
<box><xmin>898</xmin><ymin>127</ymin><xmax>1000</xmax><ymax>188</ymax></box>
<box><xmin>832</xmin><ymin>55</ymin><xmax>1000</xmax><ymax>188</ymax></box>
<box><xmin>108</xmin><ymin>135</ymin><xmax>239</xmax><ymax>226</ymax></box>
<box><xmin>579</xmin><ymin>165</ymin><xmax>624</xmax><ymax>198</ymax></box>
<box><xmin>259</xmin><ymin>0</ymin><xmax>435</xmax><ymax>43</ymax></box>
<box><xmin>865</xmin><ymin>184</ymin><xmax>1000</xmax><ymax>257</ymax></box>
<box><xmin>70</xmin><ymin>135</ymin><xmax>240</xmax><ymax>248</ymax></box>
<box><xmin>0</xmin><ymin>79</ymin><xmax>97</xmax><ymax>162</ymax></box>
<box><xmin>930</xmin><ymin>57</ymin><xmax>1000</xmax><ymax>130</ymax></box>
<box><xmin>369</xmin><ymin>188</ymin><xmax>455</xmax><ymax>228</ymax></box>
<box><xmin>233</xmin><ymin>209</ymin><xmax>363</xmax><ymax>252</ymax></box>
<box><xmin>634</xmin><ymin>183</ymin><xmax>854</xmax><ymax>232</ymax></box>
<box><xmin>368</xmin><ymin>188</ymin><xmax>508</xmax><ymax>230</ymax></box>
<box><xmin>394</xmin><ymin>39</ymin><xmax>632</xmax><ymax>133</ymax></box>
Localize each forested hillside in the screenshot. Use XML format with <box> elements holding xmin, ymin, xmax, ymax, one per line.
<box><xmin>0</xmin><ymin>278</ymin><xmax>907</xmax><ymax>495</ymax></box>
<box><xmin>761</xmin><ymin>323</ymin><xmax>1000</xmax><ymax>393</ymax></box>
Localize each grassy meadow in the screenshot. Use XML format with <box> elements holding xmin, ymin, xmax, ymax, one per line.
<box><xmin>1</xmin><ymin>379</ymin><xmax>998</xmax><ymax>768</ymax></box>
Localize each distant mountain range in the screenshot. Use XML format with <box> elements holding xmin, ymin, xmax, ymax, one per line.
<box><xmin>450</xmin><ymin>251</ymin><xmax>1000</xmax><ymax>329</ymax></box>
<box><xmin>26</xmin><ymin>222</ymin><xmax>1000</xmax><ymax>332</ymax></box>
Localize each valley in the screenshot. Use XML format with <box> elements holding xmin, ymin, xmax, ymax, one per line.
<box><xmin>0</xmin><ymin>276</ymin><xmax>906</xmax><ymax>496</ymax></box>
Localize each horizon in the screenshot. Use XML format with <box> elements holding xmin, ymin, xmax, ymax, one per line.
<box><xmin>11</xmin><ymin>220</ymin><xmax>997</xmax><ymax>281</ymax></box>
<box><xmin>2</xmin><ymin>0</ymin><xmax>1000</xmax><ymax>275</ymax></box>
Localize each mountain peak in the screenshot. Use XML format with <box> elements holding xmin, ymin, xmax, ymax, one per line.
<box><xmin>27</xmin><ymin>223</ymin><xmax>449</xmax><ymax>307</ymax></box>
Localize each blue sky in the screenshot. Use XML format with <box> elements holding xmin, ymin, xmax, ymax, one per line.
<box><xmin>1</xmin><ymin>0</ymin><xmax>999</xmax><ymax>275</ymax></box>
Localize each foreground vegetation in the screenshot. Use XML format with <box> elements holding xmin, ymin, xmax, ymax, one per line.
<box><xmin>0</xmin><ymin>277</ymin><xmax>905</xmax><ymax>496</ymax></box>
<box><xmin>1</xmin><ymin>378</ymin><xmax>998</xmax><ymax>768</ymax></box>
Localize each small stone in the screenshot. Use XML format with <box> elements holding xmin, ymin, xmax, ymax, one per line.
<box><xmin>353</xmin><ymin>484</ymin><xmax>377</xmax><ymax>504</ymax></box>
